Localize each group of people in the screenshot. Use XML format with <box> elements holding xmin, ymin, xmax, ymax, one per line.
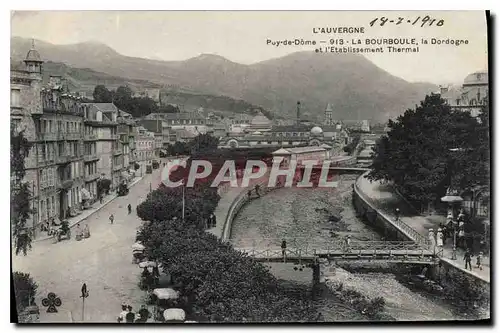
<box><xmin>75</xmin><ymin>223</ymin><xmax>90</xmax><ymax>241</ymax></box>
<box><xmin>463</xmin><ymin>248</ymin><xmax>484</xmax><ymax>271</ymax></box>
<box><xmin>108</xmin><ymin>204</ymin><xmax>134</xmax><ymax>225</ymax></box>
<box><xmin>117</xmin><ymin>303</ymin><xmax>151</xmax><ymax>323</ymax></box>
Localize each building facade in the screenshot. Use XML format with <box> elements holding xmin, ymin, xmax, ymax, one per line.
<box><xmin>440</xmin><ymin>70</ymin><xmax>489</xmax><ymax>118</ymax></box>
<box><xmin>11</xmin><ymin>44</ymin><xmax>90</xmax><ymax>234</ymax></box>
<box><xmin>136</xmin><ymin>127</ymin><xmax>155</xmax><ymax>162</ymax></box>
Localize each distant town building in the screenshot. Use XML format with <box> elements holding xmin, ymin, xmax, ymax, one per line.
<box><xmin>361</xmin><ymin>120</ymin><xmax>370</xmax><ymax>132</ymax></box>
<box><xmin>135</xmin><ymin>126</ymin><xmax>155</xmax><ymax>162</ymax></box>
<box><xmin>245</xmin><ymin>112</ymin><xmax>272</xmax><ymax>133</ymax></box>
<box><xmin>439</xmin><ymin>70</ymin><xmax>488</xmax><ymax>118</ymax></box>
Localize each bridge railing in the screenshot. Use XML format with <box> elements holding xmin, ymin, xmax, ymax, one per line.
<box><xmin>234</xmin><ymin>246</ymin><xmax>434</xmax><ymax>262</ymax></box>
<box><xmin>230</xmin><ymin>239</ymin><xmax>426</xmax><ymax>252</ymax></box>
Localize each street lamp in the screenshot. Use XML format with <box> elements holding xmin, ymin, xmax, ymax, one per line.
<box><xmin>441</xmin><ymin>187</ymin><xmax>463</xmax><ymax>260</ymax></box>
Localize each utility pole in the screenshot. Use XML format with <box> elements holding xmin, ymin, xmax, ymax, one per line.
<box><xmin>182</xmin><ymin>180</ymin><xmax>185</xmax><ymax>223</ymax></box>
<box><xmin>296</xmin><ymin>101</ymin><xmax>301</xmax><ymax>126</ymax></box>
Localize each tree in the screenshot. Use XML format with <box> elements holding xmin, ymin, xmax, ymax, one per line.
<box><xmin>136</xmin><ymin>182</ymin><xmax>220</xmax><ymax>226</ymax></box>
<box><xmin>92</xmin><ymin>85</ymin><xmax>113</xmax><ymax>102</ymax></box>
<box><xmin>190</xmin><ymin>133</ymin><xmax>220</xmax><ymax>156</ymax></box>
<box><xmin>158</xmin><ymin>104</ymin><xmax>181</xmax><ymax>113</ymax></box>
<box><xmin>367</xmin><ymin>94</ymin><xmax>486</xmax><ymax>206</ymax></box>
<box><xmin>137</xmin><ymin>218</ymin><xmax>318</xmax><ymax>322</ymax></box>
<box><xmin>11</xmin><ymin>127</ymin><xmax>34</xmax><ymax>256</ymax></box>
<box><xmin>13</xmin><ymin>271</ymin><xmax>38</xmax><ymax>313</ymax></box>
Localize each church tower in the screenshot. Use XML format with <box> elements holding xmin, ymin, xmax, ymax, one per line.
<box><xmin>324</xmin><ymin>103</ymin><xmax>333</xmax><ymax>125</ymax></box>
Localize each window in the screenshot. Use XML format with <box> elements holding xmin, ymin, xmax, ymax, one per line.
<box><xmin>11</xmin><ymin>89</ymin><xmax>20</xmax><ymax>107</ymax></box>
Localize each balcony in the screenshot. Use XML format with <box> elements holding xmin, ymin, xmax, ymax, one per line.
<box><xmin>113</xmin><ymin>164</ymin><xmax>123</xmax><ymax>171</ymax></box>
<box><xmin>84</xmin><ymin>119</ymin><xmax>118</xmax><ymax>127</ymax></box>
<box><xmin>38</xmin><ymin>132</ymin><xmax>58</xmax><ymax>141</ymax></box>
<box><xmin>65</xmin><ymin>132</ymin><xmax>81</xmax><ymax>141</ymax></box>
<box><xmin>59</xmin><ymin>178</ymin><xmax>73</xmax><ymax>190</ymax></box>
<box><xmin>83</xmin><ymin>154</ymin><xmax>99</xmax><ymax>162</ymax></box>
<box><xmin>113</xmin><ymin>149</ymin><xmax>123</xmax><ymax>156</ymax></box>
<box><xmin>84</xmin><ymin>133</ymin><xmax>98</xmax><ymax>141</ymax></box>
<box><xmin>56</xmin><ymin>155</ymin><xmax>81</xmax><ymax>165</ymax></box>
<box><xmin>85</xmin><ymin>173</ymin><xmax>100</xmax><ymax>183</ymax></box>
<box><xmin>37</xmin><ymin>156</ymin><xmax>56</xmax><ymax>167</ymax></box>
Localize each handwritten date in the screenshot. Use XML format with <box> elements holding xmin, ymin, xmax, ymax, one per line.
<box><xmin>369</xmin><ymin>15</ymin><xmax>444</xmax><ymax>28</ymax></box>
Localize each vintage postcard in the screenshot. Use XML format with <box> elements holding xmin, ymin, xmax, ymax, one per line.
<box><xmin>10</xmin><ymin>10</ymin><xmax>490</xmax><ymax>323</ymax></box>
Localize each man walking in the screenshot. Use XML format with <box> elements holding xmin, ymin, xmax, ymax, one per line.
<box><xmin>281</xmin><ymin>239</ymin><xmax>287</xmax><ymax>259</ymax></box>
<box><xmin>464</xmin><ymin>248</ymin><xmax>473</xmax><ymax>271</ymax></box>
<box><xmin>395</xmin><ymin>208</ymin><xmax>400</xmax><ymax>221</ymax></box>
<box><xmin>109</xmin><ymin>214</ymin><xmax>114</xmax><ymax>224</ymax></box>
<box><xmin>128</xmin><ymin>204</ymin><xmax>132</xmax><ymax>215</ymax></box>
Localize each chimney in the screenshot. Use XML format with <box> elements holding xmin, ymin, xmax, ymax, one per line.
<box><xmin>296</xmin><ymin>101</ymin><xmax>301</xmax><ymax>125</ymax></box>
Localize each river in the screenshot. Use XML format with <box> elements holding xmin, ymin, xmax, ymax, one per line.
<box><xmin>230</xmin><ymin>175</ymin><xmax>466</xmax><ymax>321</ymax></box>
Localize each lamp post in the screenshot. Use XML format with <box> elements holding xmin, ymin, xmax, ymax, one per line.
<box><xmin>182</xmin><ymin>180</ymin><xmax>185</xmax><ymax>223</ymax></box>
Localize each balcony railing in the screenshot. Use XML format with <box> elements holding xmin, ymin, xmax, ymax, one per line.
<box><xmin>83</xmin><ymin>154</ymin><xmax>99</xmax><ymax>162</ymax></box>
<box><xmin>84</xmin><ymin>133</ymin><xmax>98</xmax><ymax>141</ymax></box>
<box><xmin>38</xmin><ymin>132</ymin><xmax>58</xmax><ymax>141</ymax></box>
<box><xmin>65</xmin><ymin>132</ymin><xmax>81</xmax><ymax>140</ymax></box>
<box><xmin>37</xmin><ymin>156</ymin><xmax>56</xmax><ymax>167</ymax></box>
<box><xmin>84</xmin><ymin>173</ymin><xmax>100</xmax><ymax>183</ymax></box>
<box><xmin>59</xmin><ymin>178</ymin><xmax>73</xmax><ymax>189</ymax></box>
<box><xmin>113</xmin><ymin>164</ymin><xmax>123</xmax><ymax>171</ymax></box>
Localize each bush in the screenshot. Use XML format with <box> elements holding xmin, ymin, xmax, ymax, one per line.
<box><xmin>13</xmin><ymin>271</ymin><xmax>38</xmax><ymax>313</ymax></box>
<box><xmin>134</xmin><ymin>162</ymin><xmax>140</xmax><ymax>170</ymax></box>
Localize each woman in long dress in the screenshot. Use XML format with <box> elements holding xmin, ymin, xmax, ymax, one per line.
<box><xmin>428</xmin><ymin>228</ymin><xmax>436</xmax><ymax>250</ymax></box>
<box><xmin>436</xmin><ymin>228</ymin><xmax>443</xmax><ymax>248</ymax></box>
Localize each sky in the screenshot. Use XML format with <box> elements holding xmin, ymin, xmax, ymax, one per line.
<box><xmin>11</xmin><ymin>10</ymin><xmax>488</xmax><ymax>85</ymax></box>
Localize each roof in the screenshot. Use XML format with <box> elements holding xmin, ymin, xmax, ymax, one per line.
<box><xmin>320</xmin><ymin>143</ymin><xmax>332</xmax><ymax>149</ymax></box>
<box><xmin>464</xmin><ymin>71</ymin><xmax>488</xmax><ymax>86</ymax></box>
<box><xmin>146</xmin><ymin>112</ymin><xmax>205</xmax><ymax>120</ymax></box>
<box><xmin>270</xmin><ymin>124</ymin><xmax>314</xmax><ymax>132</ymax></box>
<box><xmin>25</xmin><ymin>48</ymin><xmax>42</xmax><ymax>62</ymax></box>
<box><xmin>83</xmin><ymin>103</ymin><xmax>119</xmax><ymax>113</ymax></box>
<box><xmin>286</xmin><ymin>146</ymin><xmax>327</xmax><ymax>154</ymax></box>
<box><xmin>272</xmin><ymin>148</ymin><xmax>291</xmax><ymax>155</ymax></box>
<box><xmin>326</xmin><ymin>103</ymin><xmax>333</xmax><ymax>112</ymax></box>
<box><xmin>251</xmin><ymin>114</ymin><xmax>271</xmax><ymax>125</ymax></box>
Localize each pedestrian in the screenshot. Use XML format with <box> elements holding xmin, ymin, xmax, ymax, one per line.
<box><xmin>136</xmin><ymin>306</ymin><xmax>150</xmax><ymax>323</ymax></box>
<box><xmin>75</xmin><ymin>224</ymin><xmax>83</xmax><ymax>241</ymax></box>
<box><xmin>255</xmin><ymin>184</ymin><xmax>261</xmax><ymax>197</ymax></box>
<box><xmin>428</xmin><ymin>228</ymin><xmax>436</xmax><ymax>249</ymax></box>
<box><xmin>211</xmin><ymin>213</ymin><xmax>217</xmax><ymax>228</ymax></box>
<box><xmin>118</xmin><ymin>303</ymin><xmax>128</xmax><ymax>323</ymax></box>
<box><xmin>436</xmin><ymin>228</ymin><xmax>444</xmax><ymax>249</ymax></box>
<box><xmin>109</xmin><ymin>214</ymin><xmax>114</xmax><ymax>224</ymax></box>
<box><xmin>344</xmin><ymin>235</ymin><xmax>351</xmax><ymax>253</ymax></box>
<box><xmin>83</xmin><ymin>224</ymin><xmax>90</xmax><ymax>238</ymax></box>
<box><xmin>395</xmin><ymin>208</ymin><xmax>400</xmax><ymax>221</ymax></box>
<box><xmin>125</xmin><ymin>306</ymin><xmax>135</xmax><ymax>323</ymax></box>
<box><xmin>100</xmin><ymin>194</ymin><xmax>103</xmax><ymax>204</ymax></box>
<box><xmin>476</xmin><ymin>251</ymin><xmax>483</xmax><ymax>270</ymax></box>
<box><xmin>464</xmin><ymin>248</ymin><xmax>473</xmax><ymax>271</ymax></box>
<box><xmin>128</xmin><ymin>204</ymin><xmax>132</xmax><ymax>215</ymax></box>
<box><xmin>458</xmin><ymin>221</ymin><xmax>465</xmax><ymax>249</ymax></box>
<box><xmin>247</xmin><ymin>189</ymin><xmax>252</xmax><ymax>198</ymax></box>
<box><xmin>281</xmin><ymin>239</ymin><xmax>287</xmax><ymax>258</ymax></box>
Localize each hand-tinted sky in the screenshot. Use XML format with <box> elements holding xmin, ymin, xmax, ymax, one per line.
<box><xmin>11</xmin><ymin>10</ymin><xmax>488</xmax><ymax>85</ymax></box>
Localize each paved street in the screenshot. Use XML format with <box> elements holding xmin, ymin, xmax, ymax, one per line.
<box><xmin>356</xmin><ymin>176</ymin><xmax>490</xmax><ymax>283</ymax></box>
<box><xmin>12</xmin><ymin>167</ymin><xmax>163</xmax><ymax>323</ymax></box>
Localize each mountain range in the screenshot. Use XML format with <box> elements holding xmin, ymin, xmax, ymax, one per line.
<box><xmin>11</xmin><ymin>37</ymin><xmax>437</xmax><ymax>122</ymax></box>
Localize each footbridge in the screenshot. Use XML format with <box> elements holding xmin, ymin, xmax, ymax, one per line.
<box><xmin>229</xmin><ymin>238</ymin><xmax>435</xmax><ymax>265</ymax></box>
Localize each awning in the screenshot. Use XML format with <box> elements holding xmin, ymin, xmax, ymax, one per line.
<box><xmin>80</xmin><ymin>188</ymin><xmax>92</xmax><ymax>200</ymax></box>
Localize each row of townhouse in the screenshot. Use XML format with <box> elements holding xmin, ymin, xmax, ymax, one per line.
<box><xmin>10</xmin><ymin>43</ymin><xmax>148</xmax><ymax>236</ymax></box>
